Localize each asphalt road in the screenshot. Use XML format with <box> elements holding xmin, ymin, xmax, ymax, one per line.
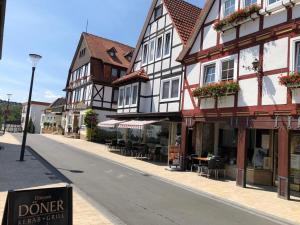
<box><xmin>13</xmin><ymin>134</ymin><xmax>290</xmax><ymax>225</ymax></box>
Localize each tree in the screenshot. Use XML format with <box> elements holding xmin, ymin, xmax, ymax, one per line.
<box><xmin>84</xmin><ymin>109</ymin><xmax>98</xmax><ymax>141</ymax></box>
<box><xmin>27</xmin><ymin>118</ymin><xmax>35</xmax><ymax>134</ymax></box>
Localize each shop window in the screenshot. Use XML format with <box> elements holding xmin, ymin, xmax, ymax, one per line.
<box><xmin>290</xmin><ymin>133</ymin><xmax>300</xmax><ymax>191</ymax></box>
<box><xmin>224</xmin><ymin>0</ymin><xmax>235</xmax><ymax>17</ymax></box>
<box><xmin>221</xmin><ymin>59</ymin><xmax>234</xmax><ymax>81</ymax></box>
<box><xmin>149</xmin><ymin>39</ymin><xmax>155</xmax><ymax>63</ymax></box>
<box><xmin>142</xmin><ymin>43</ymin><xmax>148</xmax><ymax>65</ymax></box>
<box><xmin>244</xmin><ymin>0</ymin><xmax>256</xmax><ymax>7</ymax></box>
<box><xmin>156</xmin><ymin>35</ymin><xmax>163</xmax><ymax>60</ymax></box>
<box><xmin>218</xmin><ymin>128</ymin><xmax>237</xmax><ymax>165</ymax></box>
<box><xmin>118</xmin><ymin>88</ymin><xmax>124</xmax><ymax>107</ymax></box>
<box><xmin>268</xmin><ymin>0</ymin><xmax>280</xmax><ymax>5</ymax></box>
<box><xmin>164</xmin><ymin>32</ymin><xmax>171</xmax><ymax>57</ymax></box>
<box><xmin>154</xmin><ymin>4</ymin><xmax>163</xmax><ymax>20</ymax></box>
<box><xmin>131</xmin><ymin>85</ymin><xmax>138</xmax><ymax>105</ymax></box>
<box><xmin>204</xmin><ymin>64</ymin><xmax>216</xmax><ymax>84</ymax></box>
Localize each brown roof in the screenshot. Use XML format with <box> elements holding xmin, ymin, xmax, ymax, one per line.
<box><xmin>112</xmin><ymin>69</ymin><xmax>149</xmax><ymax>86</ymax></box>
<box><xmin>164</xmin><ymin>0</ymin><xmax>202</xmax><ymax>45</ymax></box>
<box><xmin>83</xmin><ymin>32</ymin><xmax>134</xmax><ymax>68</ymax></box>
<box><xmin>177</xmin><ymin>0</ymin><xmax>214</xmax><ymax>61</ymax></box>
<box><xmin>22</xmin><ymin>101</ymin><xmax>51</xmax><ymax>106</ymax></box>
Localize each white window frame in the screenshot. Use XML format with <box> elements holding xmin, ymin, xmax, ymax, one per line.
<box><xmin>203</xmin><ymin>63</ymin><xmax>216</xmax><ymax>85</ymax></box>
<box><xmin>243</xmin><ymin>0</ymin><xmax>257</xmax><ymax>7</ymax></box>
<box><xmin>118</xmin><ymin>87</ymin><xmax>125</xmax><ymax>107</ymax></box>
<box><xmin>200</xmin><ymin>55</ymin><xmax>238</xmax><ymax>86</ymax></box>
<box><xmin>163</xmin><ymin>30</ymin><xmax>172</xmax><ymax>58</ymax></box>
<box><xmin>149</xmin><ymin>39</ymin><xmax>156</xmax><ymax>63</ymax></box>
<box><xmin>142</xmin><ymin>42</ymin><xmax>149</xmax><ymax>65</ymax></box>
<box><xmin>223</xmin><ymin>0</ymin><xmax>236</xmax><ymax>17</ymax></box>
<box><xmin>130</xmin><ymin>84</ymin><xmax>139</xmax><ymax>106</ymax></box>
<box><xmin>160</xmin><ymin>76</ymin><xmax>181</xmax><ymax>102</ymax></box>
<box><xmin>124</xmin><ymin>85</ymin><xmax>131</xmax><ymax>107</ymax></box>
<box><xmin>156</xmin><ymin>35</ymin><xmax>163</xmax><ymax>60</ymax></box>
<box><xmin>220</xmin><ymin>58</ymin><xmax>235</xmax><ymax>81</ymax></box>
<box><xmin>290</xmin><ymin>37</ymin><xmax>300</xmax><ymax>73</ymax></box>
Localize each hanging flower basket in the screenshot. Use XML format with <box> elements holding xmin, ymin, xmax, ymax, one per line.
<box><xmin>193</xmin><ymin>81</ymin><xmax>240</xmax><ymax>98</ymax></box>
<box><xmin>214</xmin><ymin>4</ymin><xmax>261</xmax><ymax>32</ymax></box>
<box><xmin>279</xmin><ymin>72</ymin><xmax>300</xmax><ymax>88</ymax></box>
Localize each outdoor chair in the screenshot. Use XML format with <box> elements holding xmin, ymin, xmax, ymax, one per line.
<box><xmin>200</xmin><ymin>158</ymin><xmax>217</xmax><ymax>178</ymax></box>
<box><xmin>108</xmin><ymin>139</ymin><xmax>117</xmax><ymax>150</ymax></box>
<box><xmin>189</xmin><ymin>154</ymin><xmax>198</xmax><ymax>172</ymax></box>
<box><xmin>215</xmin><ymin>157</ymin><xmax>226</xmax><ymax>179</ymax></box>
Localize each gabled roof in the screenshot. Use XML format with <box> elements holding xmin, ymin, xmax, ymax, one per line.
<box><xmin>112</xmin><ymin>69</ymin><xmax>149</xmax><ymax>86</ymax></box>
<box><xmin>48</xmin><ymin>97</ymin><xmax>66</xmax><ymax>109</ymax></box>
<box><xmin>22</xmin><ymin>101</ymin><xmax>50</xmax><ymax>107</ymax></box>
<box><xmin>164</xmin><ymin>0</ymin><xmax>202</xmax><ymax>45</ymax></box>
<box><xmin>127</xmin><ymin>0</ymin><xmax>201</xmax><ymax>73</ymax></box>
<box><xmin>177</xmin><ymin>0</ymin><xmax>215</xmax><ymax>61</ymax></box>
<box><xmin>83</xmin><ymin>32</ymin><xmax>134</xmax><ymax>68</ymax></box>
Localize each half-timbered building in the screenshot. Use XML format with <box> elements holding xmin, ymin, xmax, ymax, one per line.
<box><xmin>110</xmin><ymin>0</ymin><xmax>201</xmax><ymax>165</ymax></box>
<box><xmin>64</xmin><ymin>32</ymin><xmax>134</xmax><ymax>134</ymax></box>
<box><xmin>178</xmin><ymin>0</ymin><xmax>300</xmax><ymax>199</ymax></box>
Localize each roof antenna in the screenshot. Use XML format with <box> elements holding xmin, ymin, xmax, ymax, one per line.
<box><xmin>85</xmin><ymin>19</ymin><xmax>89</xmax><ymax>33</ymax></box>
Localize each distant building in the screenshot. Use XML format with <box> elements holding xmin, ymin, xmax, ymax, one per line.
<box><xmin>64</xmin><ymin>32</ymin><xmax>134</xmax><ymax>134</ymax></box>
<box><xmin>40</xmin><ymin>97</ymin><xmax>66</xmax><ymax>134</ymax></box>
<box><xmin>21</xmin><ymin>101</ymin><xmax>50</xmax><ymax>134</ymax></box>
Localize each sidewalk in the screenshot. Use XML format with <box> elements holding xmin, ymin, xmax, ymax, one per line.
<box><xmin>0</xmin><ymin>134</ymin><xmax>114</xmax><ymax>225</ymax></box>
<box><xmin>41</xmin><ymin>134</ymin><xmax>300</xmax><ymax>225</ymax></box>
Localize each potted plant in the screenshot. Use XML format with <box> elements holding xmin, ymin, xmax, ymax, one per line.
<box><xmin>214</xmin><ymin>4</ymin><xmax>261</xmax><ymax>32</ymax></box>
<box><xmin>279</xmin><ymin>72</ymin><xmax>300</xmax><ymax>88</ymax></box>
<box><xmin>193</xmin><ymin>81</ymin><xmax>240</xmax><ymax>98</ymax></box>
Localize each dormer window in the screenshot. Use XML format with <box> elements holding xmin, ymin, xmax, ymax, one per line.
<box><xmin>124</xmin><ymin>51</ymin><xmax>133</xmax><ymax>61</ymax></box>
<box><xmin>79</xmin><ymin>48</ymin><xmax>86</xmax><ymax>58</ymax></box>
<box><xmin>154</xmin><ymin>4</ymin><xmax>163</xmax><ymax>20</ymax></box>
<box><xmin>107</xmin><ymin>47</ymin><xmax>117</xmax><ymax>57</ymax></box>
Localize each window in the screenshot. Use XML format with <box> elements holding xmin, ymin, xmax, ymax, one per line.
<box><xmin>154</xmin><ymin>4</ymin><xmax>163</xmax><ymax>20</ymax></box>
<box><xmin>125</xmin><ymin>86</ymin><xmax>131</xmax><ymax>106</ymax></box>
<box><xmin>244</xmin><ymin>0</ymin><xmax>256</xmax><ymax>7</ymax></box>
<box><xmin>204</xmin><ymin>64</ymin><xmax>216</xmax><ymax>84</ymax></box>
<box><xmin>164</xmin><ymin>32</ymin><xmax>171</xmax><ymax>57</ymax></box>
<box><xmin>156</xmin><ymin>36</ymin><xmax>163</xmax><ymax>59</ymax></box>
<box><xmin>221</xmin><ymin>59</ymin><xmax>234</xmax><ymax>81</ymax></box>
<box><xmin>120</xmin><ymin>70</ymin><xmax>126</xmax><ymax>77</ymax></box>
<box><xmin>118</xmin><ymin>88</ymin><xmax>124</xmax><ymax>107</ymax></box>
<box><xmin>112</xmin><ymin>68</ymin><xmax>118</xmax><ymax>77</ymax></box>
<box><xmin>82</xmin><ymin>87</ymin><xmax>86</xmax><ymax>101</ymax></box>
<box><xmin>268</xmin><ymin>0</ymin><xmax>280</xmax><ymax>4</ymax></box>
<box><xmin>79</xmin><ymin>48</ymin><xmax>86</xmax><ymax>58</ymax></box>
<box><xmin>224</xmin><ymin>0</ymin><xmax>235</xmax><ymax>17</ymax></box>
<box><xmin>162</xmin><ymin>81</ymin><xmax>170</xmax><ymax>99</ymax></box>
<box><xmin>149</xmin><ymin>39</ymin><xmax>155</xmax><ymax>63</ymax></box>
<box><xmin>295</xmin><ymin>43</ymin><xmax>300</xmax><ymax>72</ymax></box>
<box><xmin>113</xmin><ymin>89</ymin><xmax>119</xmax><ymax>103</ymax></box>
<box><xmin>161</xmin><ymin>78</ymin><xmax>180</xmax><ymax>100</ymax></box>
<box><xmin>171</xmin><ymin>79</ymin><xmax>179</xmax><ymax>98</ymax></box>
<box><xmin>131</xmin><ymin>85</ymin><xmax>138</xmax><ymax>105</ymax></box>
<box><xmin>142</xmin><ymin>43</ymin><xmax>148</xmax><ymax>64</ymax></box>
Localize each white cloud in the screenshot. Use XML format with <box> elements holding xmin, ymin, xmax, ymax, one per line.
<box><xmin>44</xmin><ymin>90</ymin><xmax>60</xmax><ymax>100</ymax></box>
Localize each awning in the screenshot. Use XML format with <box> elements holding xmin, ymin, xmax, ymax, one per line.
<box><xmin>97</xmin><ymin>120</ymin><xmax>126</xmax><ymax>128</ymax></box>
<box><xmin>118</xmin><ymin>120</ymin><xmax>160</xmax><ymax>130</ymax></box>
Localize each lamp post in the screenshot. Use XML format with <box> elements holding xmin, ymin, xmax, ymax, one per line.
<box><xmin>3</xmin><ymin>93</ymin><xmax>12</xmax><ymax>134</ymax></box>
<box><xmin>20</xmin><ymin>53</ymin><xmax>42</xmax><ymax>161</ymax></box>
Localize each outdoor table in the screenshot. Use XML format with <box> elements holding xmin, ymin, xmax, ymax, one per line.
<box><xmin>192</xmin><ymin>157</ymin><xmax>209</xmax><ymax>174</ymax></box>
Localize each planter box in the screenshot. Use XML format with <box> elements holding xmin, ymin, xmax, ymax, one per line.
<box><xmin>220</xmin><ymin>13</ymin><xmax>259</xmax><ymax>32</ymax></box>
<box><xmin>286</xmin><ymin>83</ymin><xmax>300</xmax><ymax>88</ymax></box>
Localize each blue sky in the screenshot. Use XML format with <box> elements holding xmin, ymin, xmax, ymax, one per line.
<box><xmin>0</xmin><ymin>0</ymin><xmax>204</xmax><ymax>103</ymax></box>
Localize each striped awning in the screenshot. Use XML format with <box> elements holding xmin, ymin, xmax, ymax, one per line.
<box><xmin>118</xmin><ymin>120</ymin><xmax>159</xmax><ymax>130</ymax></box>
<box><xmin>97</xmin><ymin>120</ymin><xmax>126</xmax><ymax>128</ymax></box>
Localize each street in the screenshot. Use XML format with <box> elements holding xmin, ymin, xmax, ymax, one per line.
<box><xmin>13</xmin><ymin>134</ymin><xmax>288</xmax><ymax>225</ymax></box>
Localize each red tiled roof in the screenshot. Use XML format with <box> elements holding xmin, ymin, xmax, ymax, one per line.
<box><xmin>83</xmin><ymin>32</ymin><xmax>134</xmax><ymax>68</ymax></box>
<box><xmin>112</xmin><ymin>69</ymin><xmax>149</xmax><ymax>86</ymax></box>
<box><xmin>163</xmin><ymin>0</ymin><xmax>202</xmax><ymax>45</ymax></box>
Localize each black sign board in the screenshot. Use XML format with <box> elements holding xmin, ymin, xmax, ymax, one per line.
<box><xmin>2</xmin><ymin>186</ymin><xmax>72</xmax><ymax>225</ymax></box>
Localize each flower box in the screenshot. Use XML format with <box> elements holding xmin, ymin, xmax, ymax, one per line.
<box><xmin>279</xmin><ymin>72</ymin><xmax>300</xmax><ymax>88</ymax></box>
<box><xmin>193</xmin><ymin>81</ymin><xmax>240</xmax><ymax>98</ymax></box>
<box><xmin>214</xmin><ymin>4</ymin><xmax>261</xmax><ymax>32</ymax></box>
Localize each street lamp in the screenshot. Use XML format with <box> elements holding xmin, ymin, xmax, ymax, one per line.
<box><xmin>20</xmin><ymin>53</ymin><xmax>42</xmax><ymax>161</ymax></box>
<box><xmin>3</xmin><ymin>93</ymin><xmax>12</xmax><ymax>134</ymax></box>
